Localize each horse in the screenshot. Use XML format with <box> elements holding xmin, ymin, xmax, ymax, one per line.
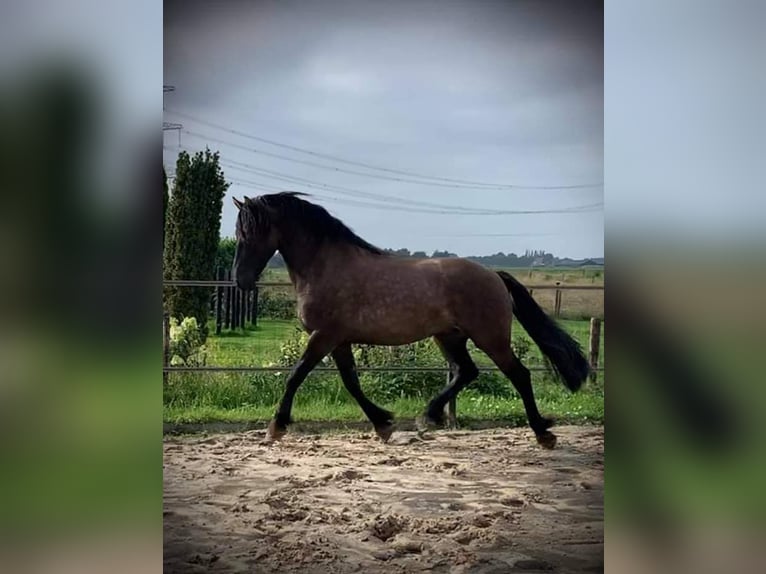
<box><xmin>232</xmin><ymin>192</ymin><xmax>590</xmax><ymax>449</ymax></box>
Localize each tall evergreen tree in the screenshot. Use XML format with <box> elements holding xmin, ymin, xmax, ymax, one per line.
<box><xmin>162</xmin><ymin>166</ymin><xmax>168</xmax><ymax>251</ymax></box>
<box><xmin>163</xmin><ymin>149</ymin><xmax>229</xmax><ymax>338</ymax></box>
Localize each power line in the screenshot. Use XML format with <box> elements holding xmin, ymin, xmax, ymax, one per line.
<box><xmin>428</xmin><ymin>232</ymin><xmax>566</xmax><ymax>237</ymax></box>
<box><xmin>218</xmin><ymin>156</ymin><xmax>561</xmax><ymax>215</ymax></box>
<box><xmin>178</xmin><ymin>123</ymin><xmax>602</xmax><ymax>191</ymax></box>
<box><xmin>226</xmin><ymin>175</ymin><xmax>602</xmax><ymax>216</ymax></box>
<box><xmin>175</xmin><ymin>144</ymin><xmax>601</xmax><ymax>216</ymax></box>
<box><xmin>199</xmin><ymin>147</ymin><xmax>524</xmax><ymax>214</ymax></box>
<box><xmin>213</xmin><ymin>153</ymin><xmax>602</xmax><ymax>216</ymax></box>
<box><xmin>169</xmin><ymin>108</ymin><xmax>602</xmax><ymax>189</ymax></box>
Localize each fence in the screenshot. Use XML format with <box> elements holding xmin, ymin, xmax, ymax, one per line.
<box><xmin>163</xmin><ymin>276</ymin><xmax>604</xmax><ymax>426</ymax></box>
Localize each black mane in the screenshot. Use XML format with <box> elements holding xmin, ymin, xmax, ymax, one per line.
<box><xmin>244</xmin><ymin>192</ymin><xmax>384</xmax><ymax>255</ymax></box>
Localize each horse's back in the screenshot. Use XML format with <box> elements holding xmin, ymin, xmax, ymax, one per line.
<box><xmin>299</xmin><ymin>253</ymin><xmax>512</xmax><ymax>345</ymax></box>
<box><xmin>435</xmin><ymin>257</ymin><xmax>514</xmax><ymax>339</ymax></box>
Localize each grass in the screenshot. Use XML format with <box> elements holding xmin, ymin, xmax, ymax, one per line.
<box><xmin>165</xmin><ymin>315</ymin><xmax>605</xmax><ymax>426</ymax></box>
<box><xmin>203</xmin><ymin>317</ymin><xmax>605</xmax><ymax>371</ymax></box>
<box><xmin>206</xmin><ymin>319</ymin><xmax>295</xmax><ymax>366</ymax></box>
<box><xmin>169</xmin><ymin>268</ymin><xmax>604</xmax><ymax>427</ymax></box>
<box><xmin>163</xmin><ymin>377</ymin><xmax>603</xmax><ymax>426</ymax></box>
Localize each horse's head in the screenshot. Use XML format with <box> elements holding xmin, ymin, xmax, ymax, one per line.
<box><xmin>232</xmin><ymin>196</ymin><xmax>279</xmax><ymax>290</ymax></box>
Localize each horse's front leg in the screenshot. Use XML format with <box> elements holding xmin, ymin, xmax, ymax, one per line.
<box><xmin>267</xmin><ymin>331</ymin><xmax>337</xmax><ymax>442</ymax></box>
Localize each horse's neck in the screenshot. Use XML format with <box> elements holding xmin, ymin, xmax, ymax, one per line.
<box><xmin>278</xmin><ymin>233</ymin><xmax>325</xmax><ymax>289</ymax></box>
<box><xmin>280</xmin><ymin>237</ymin><xmax>353</xmax><ymax>293</ymax></box>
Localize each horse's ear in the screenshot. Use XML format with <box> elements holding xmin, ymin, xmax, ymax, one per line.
<box><xmin>233</xmin><ymin>197</ymin><xmax>244</xmax><ymax>210</ymax></box>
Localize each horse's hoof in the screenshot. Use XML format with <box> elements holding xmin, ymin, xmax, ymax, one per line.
<box><xmin>375</xmin><ymin>422</ymin><xmax>396</xmax><ymax>443</ymax></box>
<box><xmin>536</xmin><ymin>431</ymin><xmax>557</xmax><ymax>450</ymax></box>
<box><xmin>416</xmin><ymin>415</ymin><xmax>440</xmax><ymax>434</ymax></box>
<box><xmin>540</xmin><ymin>416</ymin><xmax>555</xmax><ymax>431</ymax></box>
<box><xmin>266</xmin><ymin>419</ymin><xmax>287</xmax><ymax>443</ymax></box>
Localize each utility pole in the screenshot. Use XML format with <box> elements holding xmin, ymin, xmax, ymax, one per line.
<box><xmin>163</xmin><ymin>85</ymin><xmax>182</xmax><ymax>148</ymax></box>
<box><xmin>163</xmin><ymin>85</ymin><xmax>182</xmax><ymax>186</ymax></box>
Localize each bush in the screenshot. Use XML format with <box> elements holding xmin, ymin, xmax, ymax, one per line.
<box><xmin>360</xmin><ymin>370</ymin><xmax>446</xmax><ymax>403</ymax></box>
<box><xmin>266</xmin><ymin>328</ymin><xmax>538</xmax><ymax>403</ymax></box>
<box><xmin>511</xmin><ymin>335</ymin><xmax>531</xmax><ymax>362</ymax></box>
<box><xmin>273</xmin><ymin>327</ymin><xmax>332</xmax><ymax>368</ymax></box>
<box><xmin>257</xmin><ymin>290</ymin><xmax>296</xmax><ymax>319</ymax></box>
<box><xmin>470</xmin><ymin>372</ymin><xmax>513</xmax><ymax>398</ymax></box>
<box><xmin>169</xmin><ymin>316</ymin><xmax>207</xmax><ymax>366</ymax></box>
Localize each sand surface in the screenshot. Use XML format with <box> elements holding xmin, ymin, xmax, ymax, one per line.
<box><xmin>164</xmin><ymin>425</ymin><xmax>603</xmax><ymax>573</ymax></box>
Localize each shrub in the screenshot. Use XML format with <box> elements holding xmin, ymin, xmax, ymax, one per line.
<box><xmin>273</xmin><ymin>327</ymin><xmax>332</xmax><ymax>368</ymax></box>
<box><xmin>511</xmin><ymin>335</ymin><xmax>531</xmax><ymax>362</ymax></box>
<box><xmin>267</xmin><ymin>328</ymin><xmax>539</xmax><ymax>403</ymax></box>
<box><xmin>169</xmin><ymin>316</ymin><xmax>207</xmax><ymax>366</ymax></box>
<box><xmin>257</xmin><ymin>291</ymin><xmax>296</xmax><ymax>319</ymax></box>
<box><xmin>470</xmin><ymin>372</ymin><xmax>513</xmax><ymax>398</ymax></box>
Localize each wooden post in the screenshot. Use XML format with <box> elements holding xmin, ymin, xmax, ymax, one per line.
<box><xmin>443</xmin><ymin>370</ymin><xmax>458</xmax><ymax>429</ymax></box>
<box><xmin>554</xmin><ymin>281</ymin><xmax>562</xmax><ymax>318</ymax></box>
<box><xmin>240</xmin><ymin>288</ymin><xmax>247</xmax><ymax>328</ymax></box>
<box><xmin>233</xmin><ymin>287</ymin><xmax>240</xmax><ymax>330</ymax></box>
<box><xmin>224</xmin><ymin>269</ymin><xmax>232</xmax><ymax>330</ymax></box>
<box><xmin>215</xmin><ymin>267</ymin><xmax>224</xmax><ymax>335</ymax></box>
<box><xmin>589</xmin><ymin>317</ymin><xmax>602</xmax><ymax>383</ymax></box>
<box><xmin>237</xmin><ymin>289</ymin><xmax>244</xmax><ymax>329</ymax></box>
<box><xmin>250</xmin><ymin>286</ymin><xmax>258</xmax><ymax>327</ymax></box>
<box><xmin>162</xmin><ymin>312</ymin><xmax>170</xmax><ymax>385</ymax></box>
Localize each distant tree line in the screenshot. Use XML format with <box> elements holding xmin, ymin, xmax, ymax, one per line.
<box><xmin>215</xmin><ymin>241</ymin><xmax>599</xmax><ymax>272</ymax></box>
<box><xmin>381</xmin><ymin>248</ymin><xmax>558</xmax><ymax>267</ymax></box>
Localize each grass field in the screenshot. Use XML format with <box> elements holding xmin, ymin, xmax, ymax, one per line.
<box><xmin>164</xmin><ymin>265</ymin><xmax>604</xmax><ymax>426</ymax></box>
<box><xmin>164</xmin><ymin>314</ymin><xmax>605</xmax><ymax>426</ymax></box>
<box><xmin>203</xmin><ymin>317</ymin><xmax>604</xmax><ymax>369</ymax></box>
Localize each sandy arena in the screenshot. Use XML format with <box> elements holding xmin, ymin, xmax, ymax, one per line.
<box><xmin>163</xmin><ymin>425</ymin><xmax>603</xmax><ymax>573</ymax></box>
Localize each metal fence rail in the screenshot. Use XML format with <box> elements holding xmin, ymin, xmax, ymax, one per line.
<box><xmin>164</xmin><ymin>279</ymin><xmax>605</xmax><ymax>290</ymax></box>
<box><xmin>163</xmin><ymin>365</ymin><xmax>605</xmax><ymax>373</ymax></box>
<box><xmin>163</xmin><ymin>278</ymin><xmax>604</xmax><ymax>425</ymax></box>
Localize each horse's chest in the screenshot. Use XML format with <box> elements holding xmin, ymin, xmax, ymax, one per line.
<box><xmin>296</xmin><ymin>297</ymin><xmax>331</xmax><ymax>331</ymax></box>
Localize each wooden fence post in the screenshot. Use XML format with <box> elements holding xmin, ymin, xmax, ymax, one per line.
<box><xmin>589</xmin><ymin>317</ymin><xmax>602</xmax><ymax>383</ymax></box>
<box><xmin>240</xmin><ymin>288</ymin><xmax>247</xmax><ymax>328</ymax></box>
<box><xmin>233</xmin><ymin>286</ymin><xmax>240</xmax><ymax>330</ymax></box>
<box><xmin>224</xmin><ymin>269</ymin><xmax>232</xmax><ymax>330</ymax></box>
<box><xmin>215</xmin><ymin>267</ymin><xmax>224</xmax><ymax>335</ymax></box>
<box><xmin>163</xmin><ymin>312</ymin><xmax>170</xmax><ymax>385</ymax></box>
<box><xmin>250</xmin><ymin>286</ymin><xmax>258</xmax><ymax>327</ymax></box>
<box><xmin>554</xmin><ymin>281</ymin><xmax>562</xmax><ymax>318</ymax></box>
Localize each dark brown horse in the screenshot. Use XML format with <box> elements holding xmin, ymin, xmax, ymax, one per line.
<box><xmin>233</xmin><ymin>192</ymin><xmax>590</xmax><ymax>448</ymax></box>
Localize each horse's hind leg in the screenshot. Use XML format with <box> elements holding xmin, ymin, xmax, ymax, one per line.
<box><xmin>479</xmin><ymin>343</ymin><xmax>556</xmax><ymax>449</ymax></box>
<box><xmin>419</xmin><ymin>333</ymin><xmax>479</xmax><ymax>430</ymax></box>
<box><xmin>332</xmin><ymin>344</ymin><xmax>396</xmax><ymax>443</ymax></box>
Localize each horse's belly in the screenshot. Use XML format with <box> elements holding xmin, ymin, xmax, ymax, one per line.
<box><xmin>349</xmin><ymin>305</ymin><xmax>452</xmax><ymax>345</ymax></box>
<box><xmin>298</xmin><ymin>293</ymin><xmax>453</xmax><ymax>344</ymax></box>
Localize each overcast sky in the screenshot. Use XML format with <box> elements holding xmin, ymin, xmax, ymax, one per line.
<box><xmin>164</xmin><ymin>0</ymin><xmax>603</xmax><ymax>258</ymax></box>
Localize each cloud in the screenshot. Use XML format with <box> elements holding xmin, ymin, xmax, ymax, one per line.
<box><xmin>164</xmin><ymin>0</ymin><xmax>603</xmax><ymax>258</ymax></box>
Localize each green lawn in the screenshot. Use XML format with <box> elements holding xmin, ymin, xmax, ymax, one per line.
<box><xmin>203</xmin><ymin>317</ymin><xmax>604</xmax><ymax>371</ymax></box>
<box><xmin>165</xmin><ymin>317</ymin><xmax>604</xmax><ymax>426</ymax></box>
<box><xmin>163</xmin><ymin>387</ymin><xmax>603</xmax><ymax>427</ymax></box>
<box><xmin>206</xmin><ymin>319</ymin><xmax>295</xmax><ymax>366</ymax></box>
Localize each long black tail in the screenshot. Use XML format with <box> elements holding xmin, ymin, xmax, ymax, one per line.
<box><xmin>497</xmin><ymin>271</ymin><xmax>590</xmax><ymax>392</ymax></box>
